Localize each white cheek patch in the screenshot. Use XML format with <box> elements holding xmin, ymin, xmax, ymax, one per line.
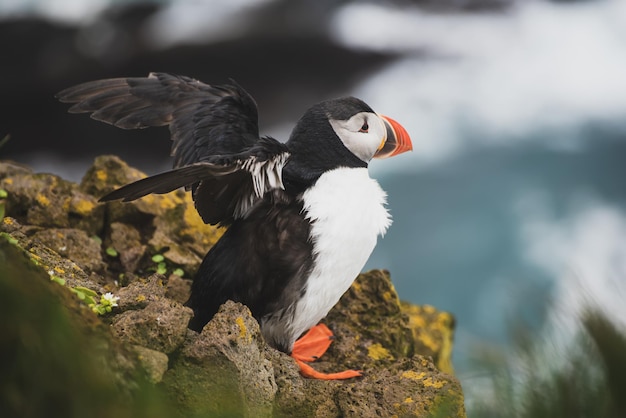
<box><xmin>329</xmin><ymin>114</ymin><xmax>386</xmax><ymax>162</ymax></box>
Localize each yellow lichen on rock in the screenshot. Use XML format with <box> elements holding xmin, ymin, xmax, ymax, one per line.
<box><xmin>401</xmin><ymin>370</ymin><xmax>446</xmax><ymax>389</ymax></box>
<box><xmin>402</xmin><ymin>370</ymin><xmax>426</xmax><ymax>380</ymax></box>
<box><xmin>36</xmin><ymin>194</ymin><xmax>51</xmax><ymax>207</ymax></box>
<box><xmin>368</xmin><ymin>343</ymin><xmax>395</xmax><ymax>361</ymax></box>
<box><xmin>133</xmin><ymin>192</ymin><xmax>184</xmax><ymax>215</ymax></box>
<box><xmin>70</xmin><ymin>197</ymin><xmax>96</xmax><ymax>216</ymax></box>
<box><xmin>401</xmin><ymin>302</ymin><xmax>456</xmax><ymax>374</ymax></box>
<box><xmin>236</xmin><ymin>316</ymin><xmax>251</xmax><ymax>342</ymax></box>
<box><xmin>422</xmin><ymin>376</ymin><xmax>446</xmax><ymax>389</ymax></box>
<box><xmin>95</xmin><ymin>169</ymin><xmax>108</xmax><ymax>182</ymax></box>
<box><xmin>180</xmin><ymin>194</ymin><xmax>224</xmax><ymax>248</ymax></box>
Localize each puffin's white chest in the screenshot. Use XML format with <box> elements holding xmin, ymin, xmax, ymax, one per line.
<box><xmin>289</xmin><ymin>167</ymin><xmax>391</xmax><ymax>344</ymax></box>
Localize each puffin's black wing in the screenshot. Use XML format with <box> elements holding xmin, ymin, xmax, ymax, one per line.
<box><xmin>100</xmin><ymin>137</ymin><xmax>290</xmax><ymax>226</ymax></box>
<box><xmin>56</xmin><ymin>72</ymin><xmax>259</xmax><ymax>167</ymax></box>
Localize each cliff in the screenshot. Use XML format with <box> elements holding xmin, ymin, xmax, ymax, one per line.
<box><xmin>0</xmin><ymin>156</ymin><xmax>465</xmax><ymax>417</ymax></box>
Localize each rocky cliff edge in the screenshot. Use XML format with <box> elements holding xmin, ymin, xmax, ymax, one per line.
<box><xmin>0</xmin><ymin>156</ymin><xmax>465</xmax><ymax>417</ymax></box>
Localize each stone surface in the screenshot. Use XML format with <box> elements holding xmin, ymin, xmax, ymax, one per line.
<box><xmin>0</xmin><ymin>170</ymin><xmax>104</xmax><ymax>236</ymax></box>
<box><xmin>165</xmin><ymin>273</ymin><xmax>192</xmax><ymax>304</ymax></box>
<box><xmin>109</xmin><ymin>222</ymin><xmax>146</xmax><ymax>273</ymax></box>
<box><xmin>0</xmin><ymin>217</ymin><xmax>104</xmax><ymax>292</ymax></box>
<box><xmin>31</xmin><ymin>228</ymin><xmax>105</xmax><ymax>275</ymax></box>
<box><xmin>115</xmin><ymin>274</ymin><xmax>168</xmax><ymax>311</ymax></box>
<box><xmin>323</xmin><ymin>269</ymin><xmax>417</xmax><ymax>371</ymax></box>
<box><xmin>270</xmin><ymin>269</ymin><xmax>465</xmax><ymax>418</ymax></box>
<box><xmin>81</xmin><ymin>155</ymin><xmax>223</xmax><ymax>278</ymax></box>
<box><xmin>402</xmin><ymin>302</ymin><xmax>457</xmax><ymax>374</ymax></box>
<box><xmin>0</xmin><ymin>236</ymin><xmax>174</xmax><ymax>418</ymax></box>
<box><xmin>111</xmin><ymin>299</ymin><xmax>193</xmax><ymax>354</ymax></box>
<box><xmin>162</xmin><ymin>301</ymin><xmax>277</xmax><ymax>418</ymax></box>
<box><xmin>132</xmin><ymin>345</ymin><xmax>170</xmax><ymax>384</ymax></box>
<box><xmin>0</xmin><ymin>156</ymin><xmax>466</xmax><ymax>417</ymax></box>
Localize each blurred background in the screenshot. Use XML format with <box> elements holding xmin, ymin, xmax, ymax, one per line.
<box><xmin>2</xmin><ymin>0</ymin><xmax>626</xmax><ymax>413</ymax></box>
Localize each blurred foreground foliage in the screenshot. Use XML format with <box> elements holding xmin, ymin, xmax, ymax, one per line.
<box><xmin>469</xmin><ymin>307</ymin><xmax>626</xmax><ymax>418</ymax></box>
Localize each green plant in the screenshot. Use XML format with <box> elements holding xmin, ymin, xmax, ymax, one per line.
<box><xmin>150</xmin><ymin>253</ymin><xmax>185</xmax><ymax>277</ymax></box>
<box><xmin>0</xmin><ymin>231</ymin><xmax>17</xmax><ymax>245</ymax></box>
<box><xmin>69</xmin><ymin>286</ymin><xmax>119</xmax><ymax>315</ymax></box>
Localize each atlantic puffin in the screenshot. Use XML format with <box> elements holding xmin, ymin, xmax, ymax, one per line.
<box><xmin>57</xmin><ymin>72</ymin><xmax>412</xmax><ymax>379</ymax></box>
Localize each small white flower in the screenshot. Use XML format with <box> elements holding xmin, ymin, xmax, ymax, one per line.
<box><xmin>102</xmin><ymin>292</ymin><xmax>120</xmax><ymax>307</ymax></box>
<box><xmin>47</xmin><ymin>269</ymin><xmax>54</xmax><ymax>276</ymax></box>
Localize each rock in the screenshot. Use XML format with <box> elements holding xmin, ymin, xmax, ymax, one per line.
<box><xmin>31</xmin><ymin>228</ymin><xmax>105</xmax><ymax>275</ymax></box>
<box><xmin>115</xmin><ymin>274</ymin><xmax>167</xmax><ymax>311</ymax></box>
<box><xmin>0</xmin><ymin>160</ymin><xmax>32</xmax><ymax>178</ymax></box>
<box><xmin>165</xmin><ymin>273</ymin><xmax>192</xmax><ymax>304</ymax></box>
<box><xmin>109</xmin><ymin>222</ymin><xmax>147</xmax><ymax>273</ymax></box>
<box><xmin>111</xmin><ymin>299</ymin><xmax>193</xmax><ymax>354</ymax></box>
<box><xmin>0</xmin><ymin>217</ymin><xmax>105</xmax><ymax>292</ymax></box>
<box><xmin>323</xmin><ymin>269</ymin><xmax>416</xmax><ymax>371</ymax></box>
<box><xmin>132</xmin><ymin>345</ymin><xmax>169</xmax><ymax>384</ymax></box>
<box><xmin>0</xmin><ymin>156</ymin><xmax>467</xmax><ymax>417</ymax></box>
<box><xmin>0</xmin><ymin>235</ymin><xmax>173</xmax><ymax>418</ymax></box>
<box><xmin>79</xmin><ymin>154</ymin><xmax>148</xmax><ymax>198</ymax></box>
<box><xmin>0</xmin><ymin>171</ymin><xmax>104</xmax><ymax>235</ymax></box>
<box><xmin>81</xmin><ymin>155</ymin><xmax>222</xmax><ymax>277</ymax></box>
<box><xmin>322</xmin><ymin>270</ymin><xmax>457</xmax><ymax>374</ymax></box>
<box><xmin>402</xmin><ymin>302</ymin><xmax>456</xmax><ymax>374</ymax></box>
<box><xmin>269</xmin><ymin>269</ymin><xmax>465</xmax><ymax>417</ymax></box>
<box><xmin>162</xmin><ymin>301</ymin><xmax>277</xmax><ymax>418</ymax></box>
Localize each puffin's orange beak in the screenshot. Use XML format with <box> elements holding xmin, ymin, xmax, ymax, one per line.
<box><xmin>374</xmin><ymin>115</ymin><xmax>413</xmax><ymax>159</ymax></box>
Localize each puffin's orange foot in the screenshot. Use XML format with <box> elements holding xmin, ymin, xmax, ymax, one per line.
<box><xmin>294</xmin><ymin>359</ymin><xmax>363</xmax><ymax>380</ymax></box>
<box><xmin>292</xmin><ymin>323</ymin><xmax>334</xmax><ymax>362</ymax></box>
<box><xmin>291</xmin><ymin>324</ymin><xmax>363</xmax><ymax>380</ymax></box>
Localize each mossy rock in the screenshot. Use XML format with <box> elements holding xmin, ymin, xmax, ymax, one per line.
<box><xmin>0</xmin><ymin>236</ymin><xmax>174</xmax><ymax>418</ymax></box>
<box><xmin>0</xmin><ymin>156</ymin><xmax>466</xmax><ymax>417</ymax></box>
<box><xmin>0</xmin><ymin>171</ymin><xmax>103</xmax><ymax>235</ymax></box>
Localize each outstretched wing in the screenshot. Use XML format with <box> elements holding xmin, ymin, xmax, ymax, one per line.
<box><xmin>100</xmin><ymin>137</ymin><xmax>290</xmax><ymax>226</ymax></box>
<box><xmin>56</xmin><ymin>72</ymin><xmax>259</xmax><ymax>168</ymax></box>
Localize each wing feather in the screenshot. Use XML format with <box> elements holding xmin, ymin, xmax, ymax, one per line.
<box><xmin>59</xmin><ymin>72</ymin><xmax>289</xmax><ymax>226</ymax></box>
<box><xmin>99</xmin><ymin>139</ymin><xmax>290</xmax><ymax>226</ymax></box>
<box><xmin>57</xmin><ymin>72</ymin><xmax>259</xmax><ymax>167</ymax></box>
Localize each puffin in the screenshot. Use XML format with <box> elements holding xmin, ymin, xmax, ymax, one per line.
<box><xmin>57</xmin><ymin>72</ymin><xmax>412</xmax><ymax>379</ymax></box>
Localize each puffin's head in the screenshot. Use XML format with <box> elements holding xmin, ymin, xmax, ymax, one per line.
<box><xmin>287</xmin><ymin>97</ymin><xmax>412</xmax><ymax>174</ymax></box>
<box><xmin>320</xmin><ymin>97</ymin><xmax>412</xmax><ymax>162</ymax></box>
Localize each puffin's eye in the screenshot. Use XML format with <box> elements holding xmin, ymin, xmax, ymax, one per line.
<box><xmin>359</xmin><ymin>122</ymin><xmax>369</xmax><ymax>133</ymax></box>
